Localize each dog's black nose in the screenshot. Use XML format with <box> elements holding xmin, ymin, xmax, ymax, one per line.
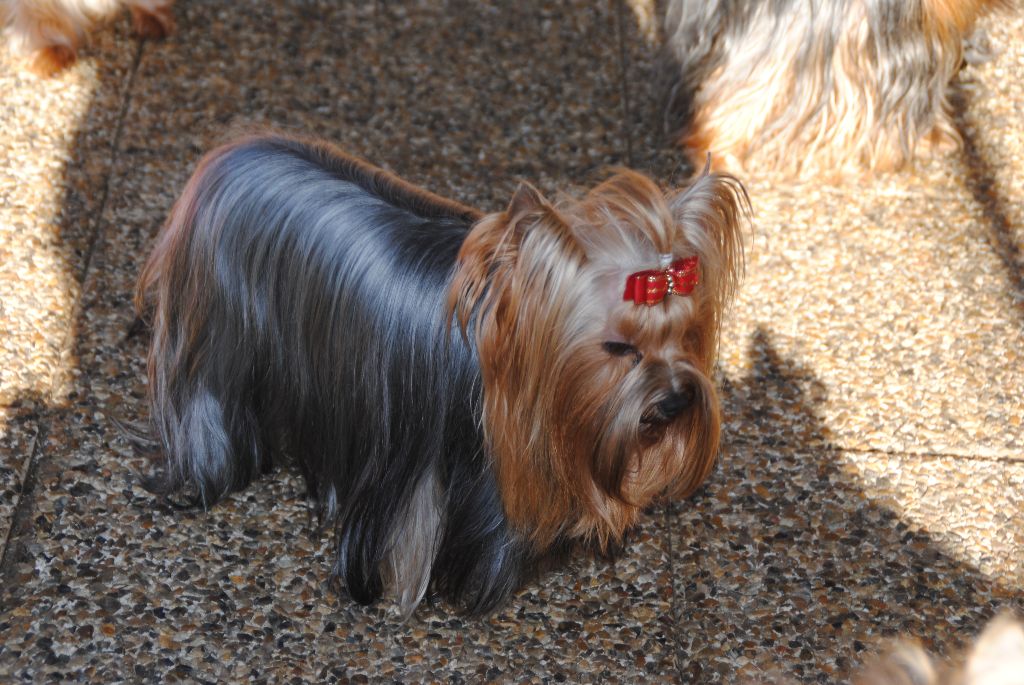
<box><xmin>657</xmin><ymin>383</ymin><xmax>696</xmax><ymax>420</ymax></box>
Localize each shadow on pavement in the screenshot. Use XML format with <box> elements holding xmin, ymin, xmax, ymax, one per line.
<box><xmin>669</xmin><ymin>327</ymin><xmax>1021</xmax><ymax>682</ymax></box>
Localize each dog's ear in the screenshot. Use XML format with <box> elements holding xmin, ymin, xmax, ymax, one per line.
<box><xmin>504</xmin><ymin>182</ymin><xmax>580</xmax><ymax>255</ymax></box>
<box><xmin>448</xmin><ymin>182</ymin><xmax>581</xmax><ymax>334</ymax></box>
<box><xmin>668</xmin><ymin>169</ymin><xmax>747</xmax><ymax>312</ymax></box>
<box><xmin>506</xmin><ymin>182</ymin><xmax>547</xmax><ymax>219</ymax></box>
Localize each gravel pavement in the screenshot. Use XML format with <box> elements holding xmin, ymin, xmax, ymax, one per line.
<box><xmin>0</xmin><ymin>1</ymin><xmax>1021</xmax><ymax>682</ymax></box>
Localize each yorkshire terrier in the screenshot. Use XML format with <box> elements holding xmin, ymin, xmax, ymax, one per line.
<box><xmin>2</xmin><ymin>0</ymin><xmax>173</xmax><ymax>75</ymax></box>
<box><xmin>664</xmin><ymin>0</ymin><xmax>1009</xmax><ymax>175</ymax></box>
<box><xmin>135</xmin><ymin>133</ymin><xmax>747</xmax><ymax>615</ymax></box>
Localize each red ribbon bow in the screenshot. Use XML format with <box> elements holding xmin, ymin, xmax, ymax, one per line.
<box><xmin>622</xmin><ymin>256</ymin><xmax>700</xmax><ymax>306</ymax></box>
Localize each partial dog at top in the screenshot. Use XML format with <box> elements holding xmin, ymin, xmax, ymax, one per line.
<box><xmin>2</xmin><ymin>0</ymin><xmax>173</xmax><ymax>75</ymax></box>
<box><xmin>663</xmin><ymin>0</ymin><xmax>1012</xmax><ymax>176</ymax></box>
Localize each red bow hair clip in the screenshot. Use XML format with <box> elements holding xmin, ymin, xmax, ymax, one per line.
<box><xmin>623</xmin><ymin>255</ymin><xmax>699</xmax><ymax>306</ymax></box>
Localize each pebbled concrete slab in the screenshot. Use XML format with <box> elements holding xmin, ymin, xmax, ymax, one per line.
<box><xmin>620</xmin><ymin>4</ymin><xmax>1024</xmax><ymax>462</ymax></box>
<box><xmin>670</xmin><ymin>441</ymin><xmax>1021</xmax><ymax>683</ymax></box>
<box><xmin>0</xmin><ymin>0</ymin><xmax>1021</xmax><ymax>683</ymax></box>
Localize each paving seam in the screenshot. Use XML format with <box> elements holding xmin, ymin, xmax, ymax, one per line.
<box><xmin>60</xmin><ymin>38</ymin><xmax>147</xmax><ymax>354</ymax></box>
<box><xmin>0</xmin><ymin>425</ymin><xmax>41</xmax><ymax>585</ymax></box>
<box><xmin>0</xmin><ymin>37</ymin><xmax>148</xmax><ymax>586</ymax></box>
<box><xmin>663</xmin><ymin>503</ymin><xmax>690</xmax><ymax>684</ymax></box>
<box><xmin>835</xmin><ymin>446</ymin><xmax>1019</xmax><ymax>462</ymax></box>
<box><xmin>612</xmin><ymin>0</ymin><xmax>636</xmax><ymax>169</ymax></box>
<box><xmin>726</xmin><ymin>439</ymin><xmax>1022</xmax><ymax>463</ymax></box>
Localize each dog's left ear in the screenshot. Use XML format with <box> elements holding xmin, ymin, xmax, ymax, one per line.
<box><xmin>668</xmin><ymin>170</ymin><xmax>748</xmax><ymax>311</ymax></box>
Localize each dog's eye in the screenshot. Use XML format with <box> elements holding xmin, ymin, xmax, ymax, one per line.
<box><xmin>602</xmin><ymin>341</ymin><xmax>643</xmax><ymax>366</ymax></box>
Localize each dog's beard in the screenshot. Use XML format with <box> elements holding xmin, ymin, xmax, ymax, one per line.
<box><xmin>560</xmin><ymin>354</ymin><xmax>721</xmax><ymax>545</ymax></box>
<box><xmin>475</xmin><ymin>315</ymin><xmax>723</xmax><ymax>552</ymax></box>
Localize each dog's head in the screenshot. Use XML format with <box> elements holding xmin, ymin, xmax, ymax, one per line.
<box><xmin>450</xmin><ymin>167</ymin><xmax>747</xmax><ymax>549</ymax></box>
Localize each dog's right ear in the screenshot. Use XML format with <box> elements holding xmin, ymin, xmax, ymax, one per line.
<box><xmin>504</xmin><ymin>182</ymin><xmax>581</xmax><ymax>256</ymax></box>
<box><xmin>448</xmin><ymin>182</ymin><xmax>578</xmax><ymax>333</ymax></box>
<box><xmin>506</xmin><ymin>182</ymin><xmax>547</xmax><ymax>219</ymax></box>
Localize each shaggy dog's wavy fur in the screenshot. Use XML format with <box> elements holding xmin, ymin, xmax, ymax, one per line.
<box><xmin>664</xmin><ymin>0</ymin><xmax>1010</xmax><ymax>175</ymax></box>
<box><xmin>136</xmin><ymin>133</ymin><xmax>747</xmax><ymax>614</ymax></box>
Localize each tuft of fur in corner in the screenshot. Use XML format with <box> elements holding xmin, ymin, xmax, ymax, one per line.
<box><xmin>856</xmin><ymin>614</ymin><xmax>1024</xmax><ymax>685</ymax></box>
<box><xmin>3</xmin><ymin>0</ymin><xmax>173</xmax><ymax>75</ymax></box>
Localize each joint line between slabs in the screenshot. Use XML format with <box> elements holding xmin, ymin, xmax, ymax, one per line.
<box><xmin>612</xmin><ymin>0</ymin><xmax>636</xmax><ymax>168</ymax></box>
<box><xmin>664</xmin><ymin>503</ymin><xmax>696</xmax><ymax>683</ymax></box>
<box><xmin>68</xmin><ymin>38</ymin><xmax>147</xmax><ymax>296</ymax></box>
<box><xmin>0</xmin><ymin>425</ymin><xmax>42</xmax><ymax>580</ymax></box>
<box><xmin>47</xmin><ymin>36</ymin><xmax>148</xmax><ymax>405</ymax></box>
<box><xmin>727</xmin><ymin>439</ymin><xmax>1023</xmax><ymax>465</ymax></box>
<box><xmin>2</xmin><ymin>37</ymin><xmax>150</xmax><ymax>577</ymax></box>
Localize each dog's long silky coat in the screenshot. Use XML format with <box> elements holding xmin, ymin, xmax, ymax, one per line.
<box><xmin>138</xmin><ymin>133</ymin><xmax>747</xmax><ymax>614</ymax></box>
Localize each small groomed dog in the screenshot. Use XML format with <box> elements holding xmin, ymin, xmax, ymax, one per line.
<box><xmin>663</xmin><ymin>0</ymin><xmax>1009</xmax><ymax>175</ymax></box>
<box><xmin>2</xmin><ymin>0</ymin><xmax>173</xmax><ymax>75</ymax></box>
<box><xmin>136</xmin><ymin>133</ymin><xmax>746</xmax><ymax>615</ymax></box>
